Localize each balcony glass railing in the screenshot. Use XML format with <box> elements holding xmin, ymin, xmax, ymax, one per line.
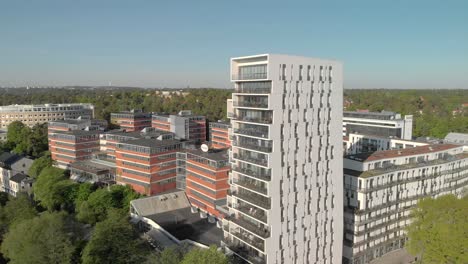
<box><xmin>223</xmin><ymin>240</ymin><xmax>266</xmax><ymax>264</ymax></box>
<box><xmin>234</xmin><ymin>203</ymin><xmax>268</xmax><ymax>223</ymax></box>
<box><xmin>231</xmin><ymin>115</ymin><xmax>272</xmax><ymax>124</ymax></box>
<box><xmin>234</xmin><ymin>100</ymin><xmax>268</xmax><ymax>109</ymax></box>
<box><xmin>231</xmin><ymin>217</ymin><xmax>270</xmax><ymax>239</ymax></box>
<box><xmin>230</xmin><ymin>229</ymin><xmax>265</xmax><ymax>251</ymax></box>
<box><xmin>232</xmin><ymin>165</ymin><xmax>271</xmax><ymax>181</ymax></box>
<box><xmin>234</xmin><ymin>178</ymin><xmax>268</xmax><ymax>195</ymax></box>
<box><xmin>233</xmin><ymin>153</ymin><xmax>268</xmax><ymax>167</ymax></box>
<box><xmin>233</xmin><ymin>139</ymin><xmax>272</xmax><ymax>153</ymax></box>
<box><xmin>232</xmin><ymin>73</ymin><xmax>267</xmax><ymax>80</ymax></box>
<box><xmin>234</xmin><ymin>127</ymin><xmax>269</xmax><ymax>139</ymax></box>
<box><xmin>230</xmin><ymin>189</ymin><xmax>271</xmax><ymax>209</ymax></box>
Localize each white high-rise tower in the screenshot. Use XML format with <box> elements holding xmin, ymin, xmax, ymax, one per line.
<box><xmin>222</xmin><ymin>54</ymin><xmax>344</xmax><ymax>264</ymax></box>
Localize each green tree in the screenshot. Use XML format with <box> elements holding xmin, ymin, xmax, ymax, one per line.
<box><xmin>405</xmin><ymin>194</ymin><xmax>468</xmax><ymax>263</ymax></box>
<box><xmin>0</xmin><ymin>194</ymin><xmax>37</xmax><ymax>235</ymax></box>
<box><xmin>6</xmin><ymin>121</ymin><xmax>26</xmax><ymax>145</ymax></box>
<box><xmin>33</xmin><ymin>167</ymin><xmax>77</xmax><ymax>211</ymax></box>
<box><xmin>76</xmin><ymin>185</ymin><xmax>139</xmax><ymax>224</ymax></box>
<box><xmin>28</xmin><ymin>151</ymin><xmax>53</xmax><ymax>178</ymax></box>
<box><xmin>29</xmin><ymin>123</ymin><xmax>49</xmax><ymax>157</ymax></box>
<box><xmin>1</xmin><ymin>212</ymin><xmax>75</xmax><ymax>264</ymax></box>
<box><xmin>180</xmin><ymin>246</ymin><xmax>228</xmax><ymax>264</ymax></box>
<box><xmin>81</xmin><ymin>209</ymin><xmax>149</xmax><ymax>264</ymax></box>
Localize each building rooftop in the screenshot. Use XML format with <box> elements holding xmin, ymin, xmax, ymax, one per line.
<box><xmin>119</xmin><ymin>138</ymin><xmax>182</xmax><ymax>148</ymax></box>
<box><xmin>345</xmin><ymin>152</ymin><xmax>468</xmax><ymax>178</ymax></box>
<box><xmin>49</xmin><ymin>119</ymin><xmax>90</xmax><ymax>125</ymax></box>
<box><xmin>345</xmin><ymin>144</ymin><xmax>459</xmax><ymax>162</ymax></box>
<box><xmin>186</xmin><ymin>149</ymin><xmax>229</xmax><ymax>162</ymax></box>
<box><xmin>344</xmin><ymin>110</ymin><xmax>402</xmax><ymax>120</ymax></box>
<box><xmin>69</xmin><ymin>160</ymin><xmax>115</xmax><ymax>174</ymax></box>
<box><xmin>54</xmin><ymin>130</ymin><xmax>101</xmax><ymax>136</ymax></box>
<box><xmin>0</xmin><ymin>103</ymin><xmax>94</xmax><ymax>111</ymax></box>
<box><xmin>444</xmin><ymin>132</ymin><xmax>468</xmax><ymax>146</ymax></box>
<box><xmin>147</xmin><ymin>208</ymin><xmax>223</xmax><ymax>247</ymax></box>
<box><xmin>9</xmin><ymin>173</ymin><xmax>30</xmax><ymax>183</ymax></box>
<box><xmin>0</xmin><ymin>152</ymin><xmax>21</xmax><ymax>166</ymax></box>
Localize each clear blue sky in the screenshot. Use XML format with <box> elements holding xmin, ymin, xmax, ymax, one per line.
<box><xmin>1</xmin><ymin>0</ymin><xmax>467</xmax><ymax>88</ymax></box>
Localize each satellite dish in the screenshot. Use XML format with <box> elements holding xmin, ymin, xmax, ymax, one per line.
<box><xmin>201</xmin><ymin>144</ymin><xmax>209</xmax><ymax>152</ymax></box>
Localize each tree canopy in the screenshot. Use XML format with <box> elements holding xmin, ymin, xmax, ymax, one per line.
<box><xmin>180</xmin><ymin>246</ymin><xmax>228</xmax><ymax>264</ymax></box>
<box><xmin>81</xmin><ymin>209</ymin><xmax>149</xmax><ymax>264</ymax></box>
<box><xmin>33</xmin><ymin>166</ymin><xmax>77</xmax><ymax>211</ymax></box>
<box><xmin>1</xmin><ymin>212</ymin><xmax>75</xmax><ymax>264</ymax></box>
<box><xmin>5</xmin><ymin>121</ymin><xmax>48</xmax><ymax>158</ymax></box>
<box><xmin>405</xmin><ymin>194</ymin><xmax>468</xmax><ymax>264</ymax></box>
<box><xmin>28</xmin><ymin>151</ymin><xmax>53</xmax><ymax>178</ymax></box>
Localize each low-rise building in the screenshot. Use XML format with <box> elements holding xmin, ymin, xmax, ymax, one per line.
<box><xmin>49</xmin><ymin>130</ymin><xmax>101</xmax><ymax>169</ymax></box>
<box><xmin>444</xmin><ymin>132</ymin><xmax>468</xmax><ymax>146</ymax></box>
<box><xmin>115</xmin><ymin>137</ymin><xmax>184</xmax><ymax>196</ymax></box>
<box><xmin>343</xmin><ymin>144</ymin><xmax>468</xmax><ymax>264</ymax></box>
<box><xmin>184</xmin><ymin>148</ymin><xmax>230</xmax><ymax>219</ymax></box>
<box><xmin>0</xmin><ymin>152</ymin><xmax>34</xmax><ymax>197</ymax></box>
<box><xmin>70</xmin><ymin>158</ymin><xmax>116</xmax><ymax>184</ymax></box>
<box><xmin>209</xmin><ymin>121</ymin><xmax>231</xmax><ymax>149</ymax></box>
<box><xmin>110</xmin><ymin>109</ymin><xmax>152</xmax><ymax>132</ymax></box>
<box><xmin>0</xmin><ymin>103</ymin><xmax>94</xmax><ymax>129</ymax></box>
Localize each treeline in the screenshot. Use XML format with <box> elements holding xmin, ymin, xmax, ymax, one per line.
<box><xmin>0</xmin><ymin>87</ymin><xmax>232</xmax><ymax>122</ymax></box>
<box><xmin>1</xmin><ymin>87</ymin><xmax>466</xmax><ymax>138</ymax></box>
<box><xmin>345</xmin><ymin>89</ymin><xmax>468</xmax><ymax>138</ymax></box>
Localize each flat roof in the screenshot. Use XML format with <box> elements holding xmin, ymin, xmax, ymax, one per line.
<box><xmin>53</xmin><ymin>130</ymin><xmax>100</xmax><ymax>136</ymax></box>
<box><xmin>147</xmin><ymin>207</ymin><xmax>223</xmax><ymax>247</ymax></box>
<box><xmin>345</xmin><ymin>152</ymin><xmax>468</xmax><ymax>178</ymax></box>
<box><xmin>186</xmin><ymin>149</ymin><xmax>229</xmax><ymax>162</ymax></box>
<box><xmin>120</xmin><ymin>138</ymin><xmax>182</xmax><ymax>148</ymax></box>
<box><xmin>69</xmin><ymin>160</ymin><xmax>114</xmax><ymax>174</ymax></box>
<box><xmin>345</xmin><ymin>144</ymin><xmax>459</xmax><ymax>162</ymax></box>
<box><xmin>49</xmin><ymin>119</ymin><xmax>89</xmax><ymax>125</ymax></box>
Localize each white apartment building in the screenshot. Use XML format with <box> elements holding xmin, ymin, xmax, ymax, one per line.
<box><xmin>0</xmin><ymin>103</ymin><xmax>94</xmax><ymax>129</ymax></box>
<box><xmin>343</xmin><ymin>111</ymin><xmax>413</xmax><ymax>140</ymax></box>
<box><xmin>223</xmin><ymin>54</ymin><xmax>343</xmax><ymax>264</ymax></box>
<box><xmin>343</xmin><ymin>144</ymin><xmax>468</xmax><ymax>264</ymax></box>
<box><xmin>345</xmin><ymin>133</ymin><xmax>429</xmax><ymax>155</ymax></box>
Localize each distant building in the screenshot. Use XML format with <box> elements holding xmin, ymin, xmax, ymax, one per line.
<box><xmin>0</xmin><ymin>103</ymin><xmax>94</xmax><ymax>129</ymax></box>
<box><xmin>49</xmin><ymin>130</ymin><xmax>101</xmax><ymax>169</ymax></box>
<box><xmin>115</xmin><ymin>137</ymin><xmax>184</xmax><ymax>196</ymax></box>
<box><xmin>343</xmin><ymin>144</ymin><xmax>468</xmax><ymax>264</ymax></box>
<box><xmin>0</xmin><ymin>130</ymin><xmax>6</xmax><ymax>142</ymax></box>
<box><xmin>0</xmin><ymin>152</ymin><xmax>34</xmax><ymax>197</ymax></box>
<box><xmin>48</xmin><ymin>118</ymin><xmax>107</xmax><ymax>135</ymax></box>
<box><xmin>152</xmin><ymin>110</ymin><xmax>207</xmax><ymax>143</ymax></box>
<box><xmin>209</xmin><ymin>121</ymin><xmax>231</xmax><ymax>149</ymax></box>
<box><xmin>343</xmin><ymin>111</ymin><xmax>413</xmax><ymax>140</ymax></box>
<box><xmin>444</xmin><ymin>132</ymin><xmax>468</xmax><ymax>146</ymax></box>
<box><xmin>110</xmin><ymin>109</ymin><xmax>152</xmax><ymax>132</ymax></box>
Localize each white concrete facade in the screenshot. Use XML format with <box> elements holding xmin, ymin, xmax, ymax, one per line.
<box><xmin>223</xmin><ymin>54</ymin><xmax>343</xmax><ymax>264</ymax></box>
<box><xmin>343</xmin><ymin>144</ymin><xmax>468</xmax><ymax>264</ymax></box>
<box><xmin>345</xmin><ymin>133</ymin><xmax>428</xmax><ymax>155</ymax></box>
<box><xmin>343</xmin><ymin>112</ymin><xmax>413</xmax><ymax>140</ymax></box>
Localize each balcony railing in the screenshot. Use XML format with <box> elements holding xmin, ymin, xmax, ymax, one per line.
<box><xmin>234</xmin><ymin>128</ymin><xmax>269</xmax><ymax>139</ymax></box>
<box><xmin>234</xmin><ymin>204</ymin><xmax>268</xmax><ymax>223</ymax></box>
<box><xmin>233</xmin><ymin>153</ymin><xmax>268</xmax><ymax>167</ymax></box>
<box><xmin>234</xmin><ymin>178</ymin><xmax>268</xmax><ymax>195</ymax></box>
<box><xmin>223</xmin><ymin>240</ymin><xmax>266</xmax><ymax>264</ymax></box>
<box><xmin>233</xmin><ymin>140</ymin><xmax>272</xmax><ymax>153</ymax></box>
<box><xmin>231</xmin><ymin>115</ymin><xmax>272</xmax><ymax>124</ymax></box>
<box><xmin>232</xmin><ymin>165</ymin><xmax>271</xmax><ymax>181</ymax></box>
<box><xmin>230</xmin><ymin>230</ymin><xmax>265</xmax><ymax>252</ymax></box>
<box><xmin>234</xmin><ymin>87</ymin><xmax>271</xmax><ymax>94</ymax></box>
<box><xmin>231</xmin><ymin>216</ymin><xmax>270</xmax><ymax>238</ymax></box>
<box><xmin>230</xmin><ymin>189</ymin><xmax>271</xmax><ymax>209</ymax></box>
<box><xmin>234</xmin><ymin>101</ymin><xmax>268</xmax><ymax>109</ymax></box>
<box><xmin>232</xmin><ymin>73</ymin><xmax>267</xmax><ymax>80</ymax></box>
